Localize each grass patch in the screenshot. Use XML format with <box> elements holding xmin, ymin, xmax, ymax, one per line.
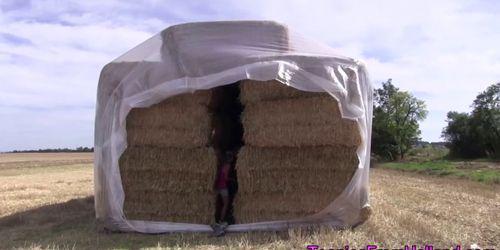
<box><xmin>406</xmin><ymin>146</ymin><xmax>449</xmax><ymax>162</ymax></box>
<box><xmin>446</xmin><ymin>157</ymin><xmax>500</xmax><ymax>163</ymax></box>
<box><xmin>381</xmin><ymin>161</ymin><xmax>500</xmax><ymax>184</ymax></box>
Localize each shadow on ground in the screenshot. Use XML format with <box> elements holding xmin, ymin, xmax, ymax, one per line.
<box><xmin>0</xmin><ymin>197</ymin><xmax>292</xmax><ymax>249</ymax></box>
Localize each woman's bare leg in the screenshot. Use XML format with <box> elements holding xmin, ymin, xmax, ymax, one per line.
<box><xmin>220</xmin><ymin>194</ymin><xmax>229</xmax><ymax>223</ymax></box>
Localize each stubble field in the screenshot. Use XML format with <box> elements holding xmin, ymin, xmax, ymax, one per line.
<box><xmin>0</xmin><ymin>153</ymin><xmax>498</xmax><ymax>249</ymax></box>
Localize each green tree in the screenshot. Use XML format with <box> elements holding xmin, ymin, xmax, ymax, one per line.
<box><xmin>444</xmin><ymin>83</ymin><xmax>500</xmax><ymax>159</ymax></box>
<box><xmin>442</xmin><ymin>112</ymin><xmax>484</xmax><ymax>158</ymax></box>
<box><xmin>372</xmin><ymin>79</ymin><xmax>428</xmax><ymax>160</ymax></box>
<box><xmin>471</xmin><ymin>83</ymin><xmax>500</xmax><ymax>158</ymax></box>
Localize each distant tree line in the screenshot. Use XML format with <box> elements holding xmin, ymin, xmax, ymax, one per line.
<box><xmin>10</xmin><ymin>147</ymin><xmax>94</xmax><ymax>153</ymax></box>
<box><xmin>442</xmin><ymin>83</ymin><xmax>499</xmax><ymax>159</ymax></box>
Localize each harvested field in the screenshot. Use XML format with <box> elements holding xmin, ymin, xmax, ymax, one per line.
<box><xmin>0</xmin><ymin>153</ymin><xmax>93</xmax><ymax>218</ymax></box>
<box><xmin>0</xmin><ymin>153</ymin><xmax>92</xmax><ymax>163</ymax></box>
<box><xmin>1</xmin><ymin>155</ymin><xmax>498</xmax><ymax>249</ymax></box>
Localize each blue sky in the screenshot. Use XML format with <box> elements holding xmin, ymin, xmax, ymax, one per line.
<box><xmin>1</xmin><ymin>0</ymin><xmax>499</xmax><ymax>151</ymax></box>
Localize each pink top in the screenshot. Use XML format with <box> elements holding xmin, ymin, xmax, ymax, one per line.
<box><xmin>216</xmin><ymin>163</ymin><xmax>230</xmax><ymax>189</ymax></box>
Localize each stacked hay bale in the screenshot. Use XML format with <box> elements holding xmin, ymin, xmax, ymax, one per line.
<box><xmin>235</xmin><ymin>80</ymin><xmax>362</xmax><ymax>223</ymax></box>
<box><xmin>119</xmin><ymin>91</ymin><xmax>216</xmax><ymax>224</ymax></box>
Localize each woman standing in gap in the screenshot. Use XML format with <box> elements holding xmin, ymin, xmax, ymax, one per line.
<box><xmin>212</xmin><ymin>151</ymin><xmax>234</xmax><ymax>236</ymax></box>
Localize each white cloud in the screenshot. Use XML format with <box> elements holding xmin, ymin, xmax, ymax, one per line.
<box><xmin>0</xmin><ymin>0</ymin><xmax>499</xmax><ymax>150</ymax></box>
<box><xmin>0</xmin><ymin>1</ymin><xmax>159</xmax><ymax>151</ymax></box>
<box><xmin>236</xmin><ymin>0</ymin><xmax>500</xmax><ymax>141</ymax></box>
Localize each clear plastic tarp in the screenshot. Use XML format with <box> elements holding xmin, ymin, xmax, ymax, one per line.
<box><xmin>95</xmin><ymin>21</ymin><xmax>373</xmax><ymax>233</ymax></box>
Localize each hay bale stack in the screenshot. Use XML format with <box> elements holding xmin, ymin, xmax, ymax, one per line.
<box><xmin>120</xmin><ymin>90</ymin><xmax>216</xmax><ymax>224</ymax></box>
<box><xmin>235</xmin><ymin>80</ymin><xmax>361</xmax><ymax>223</ymax></box>
<box><xmin>240</xmin><ymin>80</ymin><xmax>324</xmax><ymax>103</ymax></box>
<box><xmin>242</xmin><ymin>96</ymin><xmax>362</xmax><ymax>147</ymax></box>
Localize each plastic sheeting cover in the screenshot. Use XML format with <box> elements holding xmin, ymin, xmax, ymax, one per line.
<box><xmin>95</xmin><ymin>21</ymin><xmax>373</xmax><ymax>233</ymax></box>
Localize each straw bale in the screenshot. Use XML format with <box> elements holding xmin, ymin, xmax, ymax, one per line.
<box><xmin>242</xmin><ymin>96</ymin><xmax>342</xmax><ymax>125</ymax></box>
<box><xmin>125</xmin><ymin>211</ymin><xmax>213</xmax><ymax>224</ymax></box>
<box><xmin>234</xmin><ymin>192</ymin><xmax>337</xmax><ymax>223</ymax></box>
<box><xmin>119</xmin><ymin>146</ymin><xmax>216</xmax><ymax>172</ymax></box>
<box><xmin>236</xmin><ymin>145</ymin><xmax>357</xmax><ymax>194</ymax></box>
<box><xmin>234</xmin><ymin>145</ymin><xmax>358</xmax><ymax>223</ymax></box>
<box><xmin>235</xmin><ymin>192</ymin><xmax>337</xmax><ymax>213</ymax></box>
<box><xmin>126</xmin><ymin>126</ymin><xmax>210</xmax><ymax>148</ymax></box>
<box><xmin>237</xmin><ymin>168</ymin><xmax>354</xmax><ymax>195</ymax></box>
<box><xmin>236</xmin><ymin>145</ymin><xmax>358</xmax><ymax>171</ymax></box>
<box><xmin>123</xmin><ymin>192</ymin><xmax>214</xmax><ymax>224</ymax></box>
<box><xmin>124</xmin><ymin>192</ymin><xmax>213</xmax><ymax>213</ymax></box>
<box><xmin>121</xmin><ymin>170</ymin><xmax>214</xmax><ymax>193</ymax></box>
<box><xmin>235</xmin><ymin>210</ymin><xmax>311</xmax><ymax>224</ymax></box>
<box><xmin>125</xmin><ymin>92</ymin><xmax>212</xmax><ymax>148</ymax></box>
<box><xmin>243</xmin><ymin>123</ymin><xmax>361</xmax><ymax>147</ymax></box>
<box><xmin>119</xmin><ymin>89</ymin><xmax>216</xmax><ymax>224</ymax></box>
<box><xmin>119</xmin><ymin>146</ymin><xmax>217</xmax><ymax>224</ymax></box>
<box><xmin>239</xmin><ymin>80</ymin><xmax>324</xmax><ymax>103</ymax></box>
<box><xmin>127</xmin><ymin>101</ymin><xmax>210</xmax><ymax>129</ymax></box>
<box><xmin>242</xmin><ymin>96</ymin><xmax>362</xmax><ymax>147</ymax></box>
